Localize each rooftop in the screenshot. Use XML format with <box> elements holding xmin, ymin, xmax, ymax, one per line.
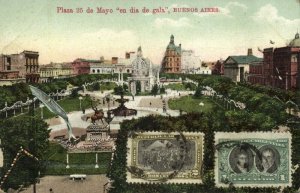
<box><xmin>166</xmin><ymin>35</ymin><xmax>181</xmax><ymax>55</ymax></box>
<box><xmin>226</xmin><ymin>55</ymin><xmax>263</xmax><ymax>64</ymax></box>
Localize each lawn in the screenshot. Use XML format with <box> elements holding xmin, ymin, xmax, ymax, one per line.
<box><xmin>42</xmin><ymin>142</ymin><xmax>111</xmax><ymax>175</ymax></box>
<box><xmin>168</xmin><ymin>95</ymin><xmax>216</xmax><ymax>113</ymax></box>
<box><xmin>100</xmin><ymin>82</ymin><xmax>117</xmax><ymax>91</ymax></box>
<box><xmin>33</xmin><ymin>96</ymin><xmax>91</xmax><ymax>119</ymax></box>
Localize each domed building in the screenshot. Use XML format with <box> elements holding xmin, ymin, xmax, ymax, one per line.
<box><xmin>128</xmin><ymin>46</ymin><xmax>155</xmax><ymax>95</ymax></box>
<box><xmin>271</xmin><ymin>32</ymin><xmax>300</xmax><ymax>90</ymax></box>
<box><xmin>161</xmin><ymin>35</ymin><xmax>182</xmax><ymax>73</ymax></box>
<box><xmin>288</xmin><ymin>32</ymin><xmax>300</xmax><ymax>47</ymax></box>
<box><xmin>248</xmin><ymin>32</ymin><xmax>300</xmax><ymax>90</ymax></box>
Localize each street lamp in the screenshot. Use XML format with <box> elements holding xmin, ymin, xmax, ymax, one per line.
<box><xmin>5</xmin><ymin>102</ymin><xmax>7</xmax><ymax>118</ymax></box>
<box><xmin>199</xmin><ymin>102</ymin><xmax>204</xmax><ymax>113</ymax></box>
<box><xmin>40</xmin><ymin>104</ymin><xmax>44</xmax><ymax>119</ymax></box>
<box><xmin>79</xmin><ymin>96</ymin><xmax>83</xmax><ymax>110</ymax></box>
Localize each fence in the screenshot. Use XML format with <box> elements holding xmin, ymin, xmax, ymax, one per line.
<box><xmin>0</xmin><ymin>89</ymin><xmax>71</xmax><ymax>119</ymax></box>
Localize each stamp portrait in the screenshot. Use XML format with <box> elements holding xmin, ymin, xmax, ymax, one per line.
<box><xmin>126</xmin><ymin>132</ymin><xmax>204</xmax><ymax>184</ymax></box>
<box><xmin>215</xmin><ymin>132</ymin><xmax>292</xmax><ymax>187</ymax></box>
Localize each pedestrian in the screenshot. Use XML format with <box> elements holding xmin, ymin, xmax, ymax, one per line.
<box><xmin>150</xmin><ymin>102</ymin><xmax>152</xmax><ymax>106</ymax></box>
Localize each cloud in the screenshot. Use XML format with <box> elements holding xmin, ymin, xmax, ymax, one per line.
<box><xmin>29</xmin><ymin>28</ymin><xmax>139</xmax><ymax>63</ymax></box>
<box><xmin>251</xmin><ymin>4</ymin><xmax>300</xmax><ymax>45</ymax></box>
<box><xmin>194</xmin><ymin>1</ymin><xmax>247</xmax><ymax>18</ymax></box>
<box><xmin>252</xmin><ymin>4</ymin><xmax>300</xmax><ymax>27</ymax></box>
<box><xmin>153</xmin><ymin>17</ymin><xmax>192</xmax><ymax>28</ymax></box>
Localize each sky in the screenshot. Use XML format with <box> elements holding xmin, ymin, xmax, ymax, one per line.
<box><xmin>0</xmin><ymin>0</ymin><xmax>299</xmax><ymax>65</ymax></box>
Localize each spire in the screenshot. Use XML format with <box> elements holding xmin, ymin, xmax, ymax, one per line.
<box><xmin>170</xmin><ymin>35</ymin><xmax>174</xmax><ymax>44</ymax></box>
<box><xmin>137</xmin><ymin>46</ymin><xmax>142</xmax><ymax>57</ymax></box>
<box><xmin>295</xmin><ymin>32</ymin><xmax>299</xmax><ymax>39</ymax></box>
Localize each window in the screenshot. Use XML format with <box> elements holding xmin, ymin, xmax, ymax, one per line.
<box><xmin>92</xmin><ymin>69</ymin><xmax>95</xmax><ymax>73</ymax></box>
<box><xmin>97</xmin><ymin>69</ymin><xmax>100</xmax><ymax>73</ymax></box>
<box><xmin>291</xmin><ymin>55</ymin><xmax>297</xmax><ymax>62</ymax></box>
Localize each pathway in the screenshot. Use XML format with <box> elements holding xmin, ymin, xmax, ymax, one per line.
<box><xmin>47</xmin><ymin>90</ymin><xmax>194</xmax><ymax>132</ymax></box>
<box><xmin>19</xmin><ymin>175</ymin><xmax>109</xmax><ymax>193</ymax></box>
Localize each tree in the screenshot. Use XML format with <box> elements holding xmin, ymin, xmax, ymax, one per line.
<box><xmin>136</xmin><ymin>81</ymin><xmax>141</xmax><ymax>94</ymax></box>
<box><xmin>194</xmin><ymin>86</ymin><xmax>203</xmax><ymax>98</ymax></box>
<box><xmin>114</xmin><ymin>86</ymin><xmax>124</xmax><ymax>95</ymax></box>
<box><xmin>151</xmin><ymin>84</ymin><xmax>159</xmax><ymax>96</ymax></box>
<box><xmin>92</xmin><ymin>82</ymin><xmax>101</xmax><ymax>91</ymax></box>
<box><xmin>0</xmin><ymin>115</ymin><xmax>49</xmax><ymax>190</ymax></box>
<box><xmin>160</xmin><ymin>86</ymin><xmax>165</xmax><ymax>94</ymax></box>
<box><xmin>184</xmin><ymin>82</ymin><xmax>192</xmax><ymax>90</ymax></box>
<box><xmin>70</xmin><ymin>88</ymin><xmax>79</xmax><ymax>98</ymax></box>
<box><xmin>123</xmin><ymin>84</ymin><xmax>128</xmax><ymax>92</ymax></box>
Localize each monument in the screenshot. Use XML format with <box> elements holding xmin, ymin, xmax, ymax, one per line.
<box><xmin>108</xmin><ymin>90</ymin><xmax>137</xmax><ymax>117</ymax></box>
<box><xmin>128</xmin><ymin>46</ymin><xmax>155</xmax><ymax>95</ymax></box>
<box><xmin>30</xmin><ymin>85</ymin><xmax>75</xmax><ymax>140</ymax></box>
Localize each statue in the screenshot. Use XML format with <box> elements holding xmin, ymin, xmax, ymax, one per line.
<box><xmin>86</xmin><ymin>101</ymin><xmax>106</xmax><ymax>124</ymax></box>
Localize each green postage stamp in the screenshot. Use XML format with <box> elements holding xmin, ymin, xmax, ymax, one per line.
<box><xmin>126</xmin><ymin>132</ymin><xmax>204</xmax><ymax>184</ymax></box>
<box><xmin>215</xmin><ymin>132</ymin><xmax>292</xmax><ymax>187</ymax></box>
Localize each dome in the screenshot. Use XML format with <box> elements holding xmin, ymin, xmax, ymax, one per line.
<box><xmin>166</xmin><ymin>34</ymin><xmax>181</xmax><ymax>54</ymax></box>
<box><xmin>167</xmin><ymin>43</ymin><xmax>177</xmax><ymax>50</ymax></box>
<box><xmin>289</xmin><ymin>32</ymin><xmax>300</xmax><ymax>47</ymax></box>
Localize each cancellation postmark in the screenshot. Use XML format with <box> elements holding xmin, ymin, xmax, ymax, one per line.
<box><xmin>126</xmin><ymin>131</ymin><xmax>204</xmax><ymax>184</ymax></box>
<box><xmin>215</xmin><ymin>132</ymin><xmax>292</xmax><ymax>187</ymax></box>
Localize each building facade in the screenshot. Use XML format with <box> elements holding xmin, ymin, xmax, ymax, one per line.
<box><xmin>181</xmin><ymin>50</ymin><xmax>201</xmax><ymax>73</ymax></box>
<box><xmin>248</xmin><ymin>32</ymin><xmax>300</xmax><ymax>90</ymax></box>
<box><xmin>0</xmin><ymin>50</ymin><xmax>40</xmax><ymax>83</ymax></box>
<box><xmin>90</xmin><ymin>63</ymin><xmax>115</xmax><ymax>74</ymax></box>
<box><xmin>273</xmin><ymin>46</ymin><xmax>300</xmax><ymax>90</ymax></box>
<box><xmin>248</xmin><ymin>61</ymin><xmax>264</xmax><ymax>85</ymax></box>
<box><xmin>161</xmin><ymin>35</ymin><xmax>182</xmax><ymax>73</ymax></box>
<box><xmin>128</xmin><ymin>46</ymin><xmax>155</xmax><ymax>95</ymax></box>
<box><xmin>72</xmin><ymin>58</ymin><xmax>93</xmax><ymax>75</ymax></box>
<box><xmin>40</xmin><ymin>62</ymin><xmax>73</xmax><ymax>83</ymax></box>
<box><xmin>224</xmin><ymin>49</ymin><xmax>262</xmax><ymax>82</ymax></box>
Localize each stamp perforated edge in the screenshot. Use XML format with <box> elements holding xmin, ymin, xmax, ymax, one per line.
<box><xmin>126</xmin><ymin>131</ymin><xmax>205</xmax><ymax>184</ymax></box>
<box><xmin>214</xmin><ymin>132</ymin><xmax>292</xmax><ymax>188</ymax></box>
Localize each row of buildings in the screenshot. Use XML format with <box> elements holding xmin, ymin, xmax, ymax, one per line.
<box><xmin>0</xmin><ymin>47</ymin><xmax>159</xmax><ymax>86</ymax></box>
<box><xmin>0</xmin><ymin>51</ymin><xmax>135</xmax><ymax>85</ymax></box>
<box><xmin>0</xmin><ymin>35</ymin><xmax>212</xmax><ymax>86</ymax></box>
<box><xmin>221</xmin><ymin>32</ymin><xmax>300</xmax><ymax>90</ymax></box>
<box><xmin>159</xmin><ymin>33</ymin><xmax>300</xmax><ymax>91</ymax></box>
<box><xmin>2</xmin><ymin>33</ymin><xmax>298</xmax><ymax>90</ymax></box>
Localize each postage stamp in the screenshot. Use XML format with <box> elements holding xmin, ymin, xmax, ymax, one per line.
<box><xmin>126</xmin><ymin>131</ymin><xmax>204</xmax><ymax>184</ymax></box>
<box><xmin>215</xmin><ymin>132</ymin><xmax>292</xmax><ymax>187</ymax></box>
